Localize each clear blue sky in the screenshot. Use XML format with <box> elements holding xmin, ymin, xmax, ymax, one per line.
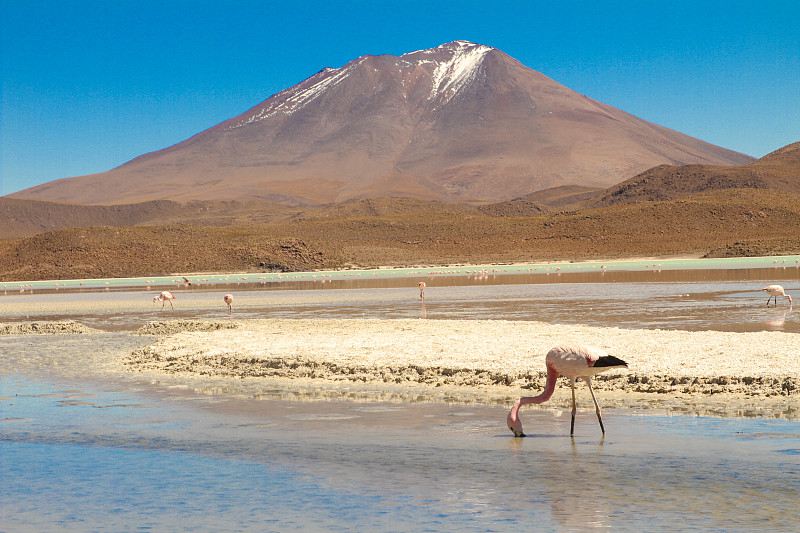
<box><xmin>2</xmin><ymin>0</ymin><xmax>798</xmax><ymax>196</ymax></box>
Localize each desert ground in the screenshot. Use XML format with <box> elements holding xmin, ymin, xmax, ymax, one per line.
<box><xmin>2</xmin><ymin>188</ymin><xmax>800</xmax><ymax>282</ymax></box>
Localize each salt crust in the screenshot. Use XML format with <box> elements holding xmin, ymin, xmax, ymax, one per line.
<box><xmin>124</xmin><ymin>318</ymin><xmax>800</xmax><ymax>399</ymax></box>
<box><xmin>0</xmin><ymin>321</ymin><xmax>101</xmax><ymax>335</ymax></box>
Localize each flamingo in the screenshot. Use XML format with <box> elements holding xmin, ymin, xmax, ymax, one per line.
<box><xmin>418</xmin><ymin>281</ymin><xmax>426</xmax><ymax>299</ymax></box>
<box><xmin>507</xmin><ymin>345</ymin><xmax>628</xmax><ymax>437</ymax></box>
<box><xmin>761</xmin><ymin>285</ymin><xmax>792</xmax><ymax>306</ymax></box>
<box><xmin>153</xmin><ymin>291</ymin><xmax>176</xmax><ymax>310</ymax></box>
<box><xmin>223</xmin><ymin>293</ymin><xmax>234</xmax><ymax>313</ymax></box>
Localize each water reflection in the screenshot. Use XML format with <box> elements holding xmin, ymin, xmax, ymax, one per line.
<box><xmin>764</xmin><ymin>308</ymin><xmax>792</xmax><ymax>330</ymax></box>
<box><xmin>505</xmin><ymin>433</ymin><xmax>613</xmax><ymax>528</ymax></box>
<box><xmin>547</xmin><ymin>441</ymin><xmax>613</xmax><ymax>529</ymax></box>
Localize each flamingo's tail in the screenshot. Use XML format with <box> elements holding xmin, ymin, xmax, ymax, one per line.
<box><xmin>593</xmin><ymin>355</ymin><xmax>628</xmax><ymax>368</ymax></box>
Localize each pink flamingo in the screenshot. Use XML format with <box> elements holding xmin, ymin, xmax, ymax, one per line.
<box><xmin>507</xmin><ymin>345</ymin><xmax>628</xmax><ymax>437</ymax></box>
<box><xmin>761</xmin><ymin>285</ymin><xmax>792</xmax><ymax>306</ymax></box>
<box><xmin>153</xmin><ymin>291</ymin><xmax>176</xmax><ymax>310</ymax></box>
<box><xmin>418</xmin><ymin>281</ymin><xmax>426</xmax><ymax>299</ymax></box>
<box><xmin>223</xmin><ymin>293</ymin><xmax>234</xmax><ymax>313</ymax></box>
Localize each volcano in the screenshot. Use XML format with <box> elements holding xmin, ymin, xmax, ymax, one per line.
<box><xmin>10</xmin><ymin>41</ymin><xmax>753</xmax><ymax>206</ymax></box>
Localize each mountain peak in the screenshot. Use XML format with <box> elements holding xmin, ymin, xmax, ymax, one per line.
<box><xmin>8</xmin><ymin>42</ymin><xmax>755</xmax><ymax>206</ymax></box>
<box><xmin>398</xmin><ymin>41</ymin><xmax>494</xmax><ymax>104</ymax></box>
<box><xmin>427</xmin><ymin>41</ymin><xmax>492</xmax><ymax>103</ymax></box>
<box><xmin>227</xmin><ymin>41</ymin><xmax>494</xmax><ymax>129</ymax></box>
<box><xmin>403</xmin><ymin>40</ymin><xmax>491</xmax><ymax>55</ymax></box>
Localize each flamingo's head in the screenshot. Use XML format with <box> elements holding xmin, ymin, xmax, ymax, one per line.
<box><xmin>788</xmin><ymin>294</ymin><xmax>793</xmax><ymax>304</ymax></box>
<box><xmin>507</xmin><ymin>401</ymin><xmax>525</xmax><ymax>437</ymax></box>
<box><xmin>153</xmin><ymin>296</ymin><xmax>159</xmax><ymax>303</ymax></box>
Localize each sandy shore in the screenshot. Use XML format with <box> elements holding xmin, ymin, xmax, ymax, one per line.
<box><xmin>3</xmin><ymin>316</ymin><xmax>798</xmax><ymax>417</ymax></box>
<box><xmin>115</xmin><ymin>318</ymin><xmax>799</xmax><ymax>414</ymax></box>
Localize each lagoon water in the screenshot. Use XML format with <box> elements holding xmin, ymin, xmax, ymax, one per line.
<box><xmin>3</xmin><ymin>265</ymin><xmax>800</xmax><ymax>333</ymax></box>
<box><xmin>2</xmin><ymin>260</ymin><xmax>799</xmax><ymax>531</ymax></box>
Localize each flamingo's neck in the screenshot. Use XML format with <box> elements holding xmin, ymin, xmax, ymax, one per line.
<box><xmin>508</xmin><ymin>364</ymin><xmax>561</xmax><ymax>436</ymax></box>
<box><xmin>514</xmin><ymin>364</ymin><xmax>559</xmax><ymax>412</ymax></box>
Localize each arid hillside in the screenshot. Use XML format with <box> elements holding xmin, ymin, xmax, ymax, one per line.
<box><xmin>0</xmin><ymin>196</ymin><xmax>483</xmax><ymax>240</ymax></box>
<box><xmin>1</xmin><ymin>188</ymin><xmax>799</xmax><ymax>281</ymax></box>
<box><xmin>0</xmin><ymin>198</ymin><xmax>192</xmax><ymax>239</ymax></box>
<box><xmin>586</xmin><ymin>141</ymin><xmax>800</xmax><ymax>207</ymax></box>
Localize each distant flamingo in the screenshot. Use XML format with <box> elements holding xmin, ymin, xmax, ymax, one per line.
<box><xmin>153</xmin><ymin>291</ymin><xmax>176</xmax><ymax>310</ymax></box>
<box><xmin>761</xmin><ymin>285</ymin><xmax>792</xmax><ymax>306</ymax></box>
<box><xmin>418</xmin><ymin>281</ymin><xmax>426</xmax><ymax>299</ymax></box>
<box><xmin>507</xmin><ymin>345</ymin><xmax>628</xmax><ymax>437</ymax></box>
<box><xmin>223</xmin><ymin>293</ymin><xmax>234</xmax><ymax>313</ymax></box>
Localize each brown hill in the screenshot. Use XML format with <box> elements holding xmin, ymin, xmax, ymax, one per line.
<box><xmin>589</xmin><ymin>141</ymin><xmax>800</xmax><ymax>207</ymax></box>
<box><xmin>0</xmin><ymin>195</ymin><xmax>485</xmax><ymax>240</ymax></box>
<box><xmin>0</xmin><ymin>197</ymin><xmax>187</xmax><ymax>239</ymax></box>
<box><xmin>476</xmin><ymin>198</ymin><xmax>545</xmax><ymax>217</ymax></box>
<box><xmin>517</xmin><ymin>185</ymin><xmax>604</xmax><ymax>208</ymax></box>
<box><xmin>297</xmin><ymin>197</ymin><xmax>479</xmax><ymax>221</ymax></box>
<box><xmin>0</xmin><ymin>197</ymin><xmax>308</xmax><ymax>239</ymax></box>
<box><xmin>2</xmin><ymin>188</ymin><xmax>799</xmax><ymax>282</ymax></box>
<box><xmin>8</xmin><ymin>41</ymin><xmax>752</xmax><ymax>206</ymax></box>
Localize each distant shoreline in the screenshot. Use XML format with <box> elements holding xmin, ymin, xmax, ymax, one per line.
<box><xmin>4</xmin><ymin>254</ymin><xmax>799</xmax><ymax>290</ymax></box>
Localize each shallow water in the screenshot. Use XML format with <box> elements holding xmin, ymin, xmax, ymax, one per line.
<box><xmin>2</xmin><ymin>266</ymin><xmax>798</xmax><ymax>332</ymax></box>
<box><xmin>2</xmin><ymin>376</ymin><xmax>799</xmax><ymax>532</ymax></box>
<box><xmin>3</xmin><ymin>254</ymin><xmax>799</xmax><ymax>292</ymax></box>
<box><xmin>2</xmin><ymin>262</ymin><xmax>800</xmax><ymax>531</ymax></box>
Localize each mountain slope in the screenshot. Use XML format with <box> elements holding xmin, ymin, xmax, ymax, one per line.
<box><xmin>9</xmin><ymin>41</ymin><xmax>753</xmax><ymax>206</ymax></box>
<box><xmin>0</xmin><ymin>197</ymin><xmax>184</xmax><ymax>238</ymax></box>
<box><xmin>590</xmin><ymin>141</ymin><xmax>800</xmax><ymax>206</ymax></box>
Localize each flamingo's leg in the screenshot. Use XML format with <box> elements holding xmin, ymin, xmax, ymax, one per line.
<box><xmin>586</xmin><ymin>377</ymin><xmax>605</xmax><ymax>434</ymax></box>
<box><xmin>570</xmin><ymin>379</ymin><xmax>577</xmax><ymax>436</ymax></box>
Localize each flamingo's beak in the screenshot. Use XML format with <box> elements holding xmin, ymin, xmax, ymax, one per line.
<box><xmin>507</xmin><ymin>409</ymin><xmax>525</xmax><ymax>437</ymax></box>
<box><xmin>509</xmin><ymin>425</ymin><xmax>525</xmax><ymax>438</ymax></box>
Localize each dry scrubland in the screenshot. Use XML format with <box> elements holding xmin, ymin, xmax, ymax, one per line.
<box><xmin>1</xmin><ymin>189</ymin><xmax>800</xmax><ymax>281</ymax></box>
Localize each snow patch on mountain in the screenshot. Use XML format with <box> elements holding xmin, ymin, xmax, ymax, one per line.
<box><xmin>227</xmin><ymin>61</ymin><xmax>362</xmax><ymax>130</ymax></box>
<box><xmin>428</xmin><ymin>42</ymin><xmax>491</xmax><ymax>102</ymax></box>
<box><xmin>226</xmin><ymin>42</ymin><xmax>491</xmax><ymax>129</ymax></box>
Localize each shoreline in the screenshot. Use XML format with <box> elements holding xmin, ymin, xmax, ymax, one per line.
<box><xmin>118</xmin><ymin>318</ymin><xmax>799</xmax><ymax>418</ymax></box>
<box><xmin>2</xmin><ymin>317</ymin><xmax>798</xmax><ymax>418</ymax></box>
<box><xmin>3</xmin><ymin>253</ymin><xmax>799</xmax><ymax>290</ymax></box>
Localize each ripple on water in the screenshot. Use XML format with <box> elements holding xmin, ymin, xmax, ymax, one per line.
<box><xmin>350</xmin><ymin>406</ymin><xmax>405</xmax><ymax>412</ymax></box>
<box><xmin>777</xmin><ymin>449</ymin><xmax>800</xmax><ymax>455</ymax></box>
<box><xmin>284</xmin><ymin>413</ymin><xmax>361</xmax><ymax>421</ymax></box>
